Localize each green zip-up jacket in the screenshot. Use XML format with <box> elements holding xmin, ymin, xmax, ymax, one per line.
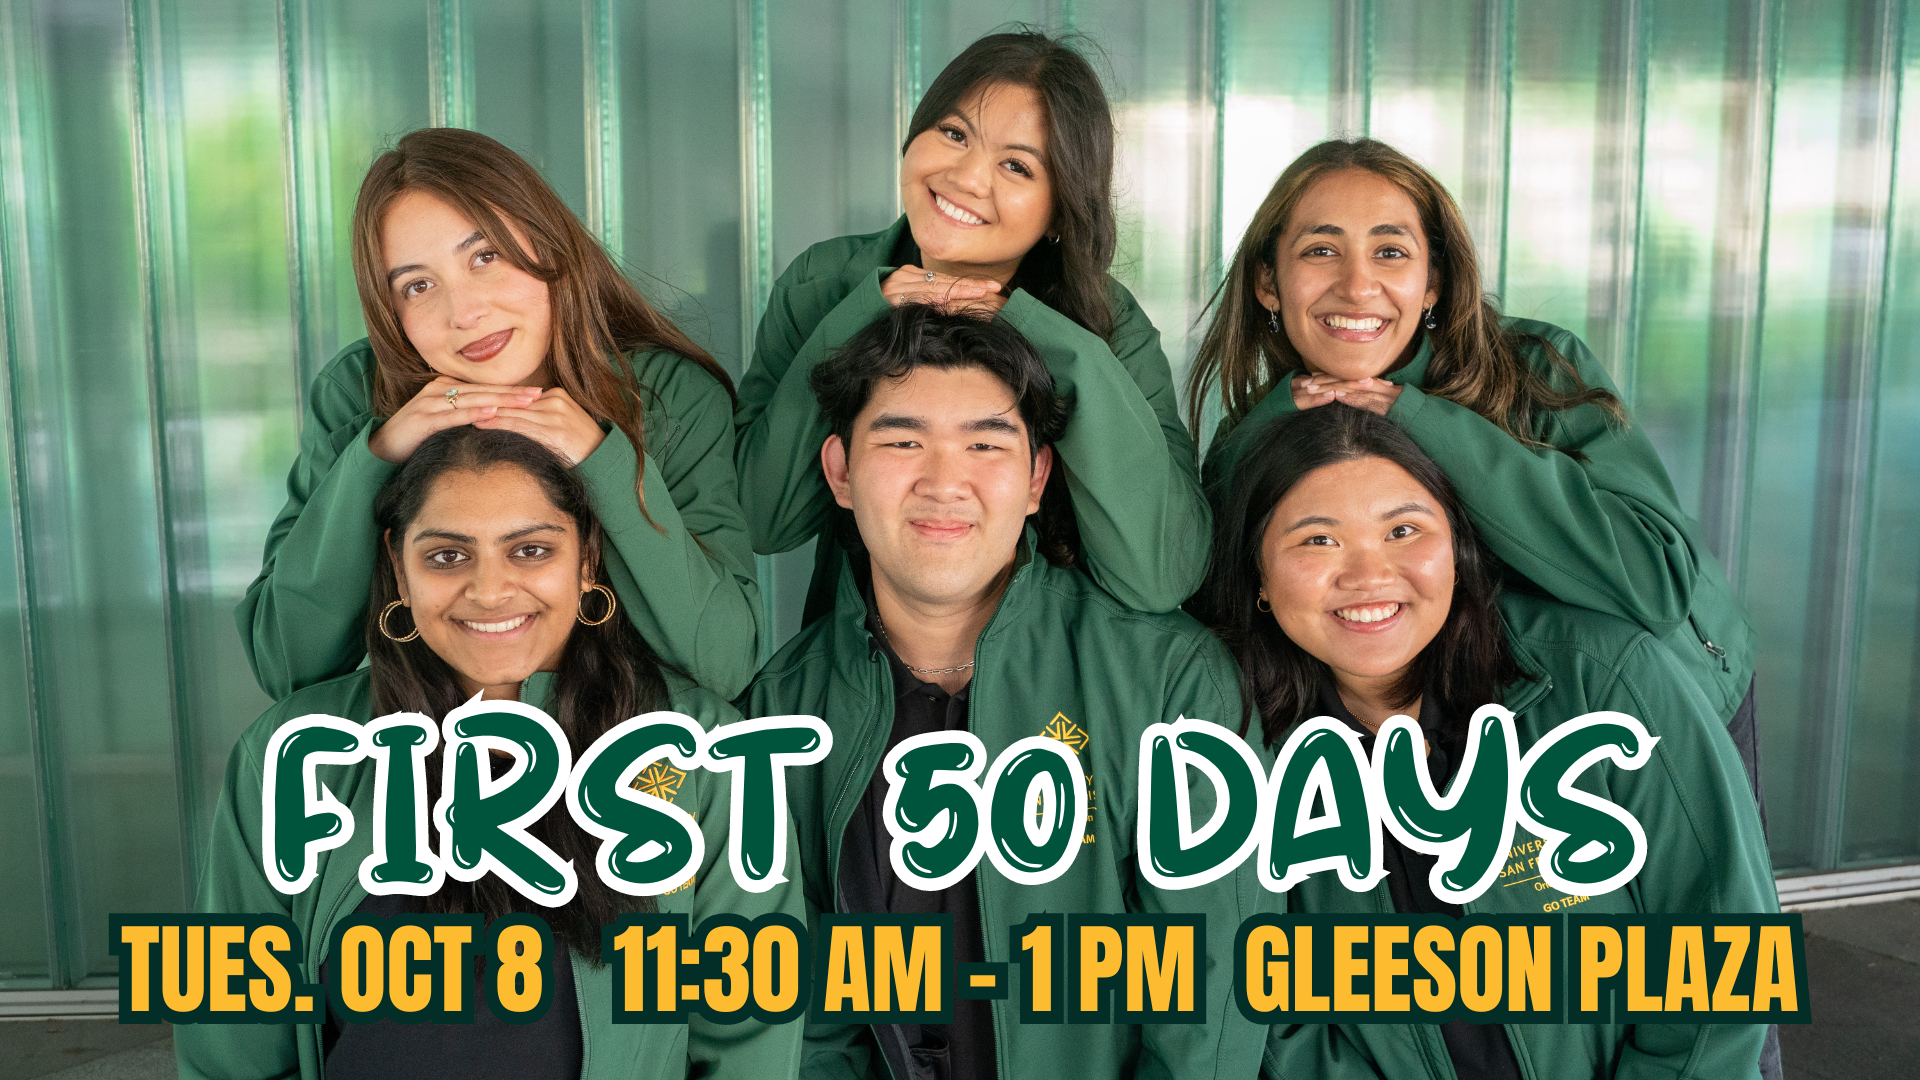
<box><xmin>742</xmin><ymin>536</ymin><xmax>1275</xmax><ymax>1080</ymax></box>
<box><xmin>175</xmin><ymin>668</ymin><xmax>804</xmax><ymax>1080</ymax></box>
<box><xmin>237</xmin><ymin>342</ymin><xmax>762</xmax><ymax>699</ymax></box>
<box><xmin>1201</xmin><ymin>318</ymin><xmax>1755</xmax><ymax>726</ymax></box>
<box><xmin>1260</xmin><ymin>590</ymin><xmax>1776</xmax><ymax>1080</ymax></box>
<box><xmin>734</xmin><ymin>218</ymin><xmax>1208</xmax><ymax>616</ymax></box>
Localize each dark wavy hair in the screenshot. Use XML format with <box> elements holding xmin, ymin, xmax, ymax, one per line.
<box><xmin>905</xmin><ymin>29</ymin><xmax>1117</xmax><ymax>340</ymax></box>
<box><xmin>809</xmin><ymin>303</ymin><xmax>1077</xmax><ymax>567</ymax></box>
<box><xmin>1187</xmin><ymin>406</ymin><xmax>1528</xmax><ymax>748</ymax></box>
<box><xmin>367</xmin><ymin>425</ymin><xmax>668</xmax><ymax>952</ymax></box>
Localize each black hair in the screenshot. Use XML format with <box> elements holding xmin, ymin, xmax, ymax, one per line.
<box><xmin>905</xmin><ymin>29</ymin><xmax>1117</xmax><ymax>340</ymax></box>
<box><xmin>809</xmin><ymin>303</ymin><xmax>1078</xmax><ymax>567</ymax></box>
<box><xmin>1187</xmin><ymin>406</ymin><xmax>1528</xmax><ymax>748</ymax></box>
<box><xmin>368</xmin><ymin>425</ymin><xmax>667</xmax><ymax>953</ymax></box>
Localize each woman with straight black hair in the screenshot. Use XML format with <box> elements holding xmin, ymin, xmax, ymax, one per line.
<box><xmin>735</xmin><ymin>28</ymin><xmax>1208</xmax><ymax>620</ymax></box>
<box><xmin>1189</xmin><ymin>405</ymin><xmax>1775</xmax><ymax>1080</ymax></box>
<box><xmin>182</xmin><ymin>426</ymin><xmax>802</xmax><ymax>1080</ymax></box>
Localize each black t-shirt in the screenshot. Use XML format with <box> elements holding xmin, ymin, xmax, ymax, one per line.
<box><xmin>837</xmin><ymin>608</ymin><xmax>997</xmax><ymax>1080</ymax></box>
<box><xmin>1315</xmin><ymin>685</ymin><xmax>1524</xmax><ymax>1080</ymax></box>
<box><xmin>320</xmin><ymin>891</ymin><xmax>583</xmax><ymax>1080</ymax></box>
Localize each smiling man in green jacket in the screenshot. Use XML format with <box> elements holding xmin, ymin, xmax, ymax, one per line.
<box><xmin>742</xmin><ymin>304</ymin><xmax>1271</xmax><ymax>1080</ymax></box>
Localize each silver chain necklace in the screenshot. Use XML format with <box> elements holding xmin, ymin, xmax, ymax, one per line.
<box><xmin>875</xmin><ymin>618</ymin><xmax>976</xmax><ymax>676</ymax></box>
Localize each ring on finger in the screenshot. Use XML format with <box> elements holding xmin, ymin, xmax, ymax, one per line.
<box><xmin>924</xmin><ymin>271</ymin><xmax>936</xmax><ymax>282</ymax></box>
<box><xmin>445</xmin><ymin>387</ymin><xmax>460</xmax><ymax>408</ymax></box>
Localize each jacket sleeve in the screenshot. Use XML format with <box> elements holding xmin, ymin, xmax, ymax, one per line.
<box><xmin>235</xmin><ymin>360</ymin><xmax>395</xmax><ymax>699</ymax></box>
<box><xmin>997</xmin><ymin>289</ymin><xmax>1208</xmax><ymax>614</ymax></box>
<box><xmin>174</xmin><ymin>724</ymin><xmax>308</xmax><ymax>1080</ymax></box>
<box><xmin>681</xmin><ymin>694</ymin><xmax>808</xmax><ymax>1078</ymax></box>
<box><xmin>734</xmin><ymin>263</ymin><xmax>893</xmax><ymax>555</ymax></box>
<box><xmin>1594</xmin><ymin>639</ymin><xmax>1775</xmax><ymax>1080</ymax></box>
<box><xmin>1386</xmin><ymin>328</ymin><xmax>1698</xmax><ymax>636</ymax></box>
<box><xmin>578</xmin><ymin>360</ymin><xmax>763</xmax><ymax>698</ymax></box>
<box><xmin>1129</xmin><ymin>635</ymin><xmax>1272</xmax><ymax>1080</ymax></box>
<box><xmin>1197</xmin><ymin>372</ymin><xmax>1302</xmax><ymax>504</ymax></box>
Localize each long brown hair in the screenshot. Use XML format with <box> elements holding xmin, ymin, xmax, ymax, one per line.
<box><xmin>905</xmin><ymin>30</ymin><xmax>1118</xmax><ymax>340</ymax></box>
<box><xmin>1186</xmin><ymin>138</ymin><xmax>1622</xmax><ymax>448</ymax></box>
<box><xmin>369</xmin><ymin>425</ymin><xmax>670</xmax><ymax>951</ymax></box>
<box><xmin>351</xmin><ymin>128</ymin><xmax>734</xmax><ymax>505</ymax></box>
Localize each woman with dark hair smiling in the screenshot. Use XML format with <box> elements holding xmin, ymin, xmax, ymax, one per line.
<box><xmin>1189</xmin><ymin>405</ymin><xmax>1774</xmax><ymax>1080</ymax></box>
<box><xmin>239</xmin><ymin>127</ymin><xmax>760</xmax><ymax>703</ymax></box>
<box><xmin>181</xmin><ymin>426</ymin><xmax>801</xmax><ymax>1080</ymax></box>
<box><xmin>1187</xmin><ymin>138</ymin><xmax>1761</xmax><ymax>811</ymax></box>
<box><xmin>735</xmin><ymin>29</ymin><xmax>1207</xmax><ymax>620</ymax></box>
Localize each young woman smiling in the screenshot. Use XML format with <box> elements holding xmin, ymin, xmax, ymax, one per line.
<box><xmin>181</xmin><ymin>427</ymin><xmax>802</xmax><ymax>1080</ymax></box>
<box><xmin>1189</xmin><ymin>405</ymin><xmax>1775</xmax><ymax>1080</ymax></box>
<box><xmin>735</xmin><ymin>30</ymin><xmax>1207</xmax><ymax>620</ymax></box>
<box><xmin>1187</xmin><ymin>138</ymin><xmax>1760</xmax><ymax>802</ymax></box>
<box><xmin>238</xmin><ymin>128</ymin><xmax>760</xmax><ymax>700</ymax></box>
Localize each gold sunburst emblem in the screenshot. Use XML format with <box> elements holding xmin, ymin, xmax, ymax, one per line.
<box><xmin>632</xmin><ymin>762</ymin><xmax>687</xmax><ymax>802</ymax></box>
<box><xmin>1040</xmin><ymin>712</ymin><xmax>1089</xmax><ymax>754</ymax></box>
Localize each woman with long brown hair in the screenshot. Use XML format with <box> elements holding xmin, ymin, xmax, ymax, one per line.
<box><xmin>238</xmin><ymin>127</ymin><xmax>761</xmax><ymax>700</ymax></box>
<box><xmin>1187</xmin><ymin>138</ymin><xmax>1761</xmax><ymax>804</ymax></box>
<box><xmin>734</xmin><ymin>29</ymin><xmax>1208</xmax><ymax>621</ymax></box>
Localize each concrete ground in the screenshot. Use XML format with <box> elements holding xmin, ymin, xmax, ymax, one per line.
<box><xmin>1779</xmin><ymin>897</ymin><xmax>1920</xmax><ymax>1080</ymax></box>
<box><xmin>0</xmin><ymin>1021</ymin><xmax>169</xmax><ymax>1080</ymax></box>
<box><xmin>1</xmin><ymin>898</ymin><xmax>1914</xmax><ymax>1079</ymax></box>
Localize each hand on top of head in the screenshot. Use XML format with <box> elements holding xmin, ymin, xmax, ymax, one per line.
<box><xmin>1290</xmin><ymin>373</ymin><xmax>1404</xmax><ymax>417</ymax></box>
<box><xmin>882</xmin><ymin>264</ymin><xmax>1007</xmax><ymax>317</ymax></box>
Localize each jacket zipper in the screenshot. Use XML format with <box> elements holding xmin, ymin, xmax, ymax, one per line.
<box><xmin>1703</xmin><ymin>637</ymin><xmax>1730</xmax><ymax>672</ymax></box>
<box><xmin>829</xmin><ymin>640</ymin><xmax>903</xmax><ymax>1079</ymax></box>
<box><xmin>827</xmin><ymin>549</ymin><xmax>1029</xmax><ymax>1080</ymax></box>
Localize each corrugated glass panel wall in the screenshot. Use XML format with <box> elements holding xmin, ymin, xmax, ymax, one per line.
<box><xmin>2</xmin><ymin>0</ymin><xmax>1917</xmax><ymax>987</ymax></box>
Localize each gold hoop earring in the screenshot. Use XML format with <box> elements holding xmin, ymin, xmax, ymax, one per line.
<box><xmin>1256</xmin><ymin>596</ymin><xmax>1272</xmax><ymax>613</ymax></box>
<box><xmin>577</xmin><ymin>583</ymin><xmax>618</xmax><ymax>626</ymax></box>
<box><xmin>379</xmin><ymin>599</ymin><xmax>421</xmax><ymax>642</ymax></box>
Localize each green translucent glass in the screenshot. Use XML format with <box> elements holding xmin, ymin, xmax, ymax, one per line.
<box><xmin>769</xmin><ymin>0</ymin><xmax>895</xmax><ymax>272</ymax></box>
<box><xmin>167</xmin><ymin>0</ymin><xmax>303</xmax><ymax>887</ymax></box>
<box><xmin>10</xmin><ymin>0</ymin><xmax>1920</xmax><ymax>994</ymax></box>
<box><xmin>11</xmin><ymin>0</ymin><xmax>186</xmax><ymax>984</ymax></box>
<box><xmin>472</xmin><ymin>0</ymin><xmax>587</xmax><ymax>221</ymax></box>
<box><xmin>0</xmin><ymin>0</ymin><xmax>56</xmax><ymax>989</ymax></box>
<box><xmin>1210</xmin><ymin>0</ymin><xmax>1336</xmax><ymax>448</ymax></box>
<box><xmin>1745</xmin><ymin>0</ymin><xmax>1848</xmax><ymax>870</ymax></box>
<box><xmin>1632</xmin><ymin>1</ymin><xmax>1736</xmax><ymax>519</ymax></box>
<box><xmin>0</xmin><ymin>425</ymin><xmax>45</xmax><ymax>983</ymax></box>
<box><xmin>1501</xmin><ymin>0</ymin><xmax>1605</xmax><ymax>345</ymax></box>
<box><xmin>0</xmin><ymin>394</ymin><xmax>45</xmax><ymax>984</ymax></box>
<box><xmin>1843</xmin><ymin>11</ymin><xmax>1920</xmax><ymax>867</ymax></box>
<box><xmin>919</xmin><ymin>0</ymin><xmax>1050</xmax><ymax>70</ymax></box>
<box><xmin>618</xmin><ymin>1</ymin><xmax>742</xmax><ymax>371</ymax></box>
<box><xmin>317</xmin><ymin>0</ymin><xmax>432</xmax><ymax>353</ymax></box>
<box><xmin>1371</xmin><ymin>0</ymin><xmax>1504</xmax><ymax>280</ymax></box>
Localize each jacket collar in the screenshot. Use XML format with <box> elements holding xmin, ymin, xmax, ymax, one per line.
<box><xmin>1500</xmin><ymin>633</ymin><xmax>1556</xmax><ymax>715</ymax></box>
<box><xmin>841</xmin><ymin>216</ymin><xmax>913</xmax><ymax>291</ymax></box>
<box><xmin>1381</xmin><ymin>329</ymin><xmax>1436</xmax><ymax>387</ymax></box>
<box><xmin>824</xmin><ymin>523</ymin><xmax>1044</xmax><ymax>682</ymax></box>
<box><xmin>520</xmin><ymin>670</ymin><xmax>558</xmax><ymax>713</ymax></box>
